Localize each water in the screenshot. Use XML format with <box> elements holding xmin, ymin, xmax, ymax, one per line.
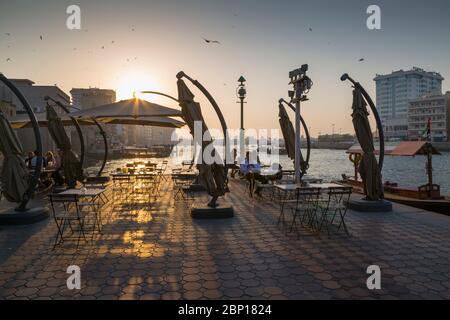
<box><xmin>85</xmin><ymin>149</ymin><xmax>450</xmax><ymax>196</ymax></box>
<box><xmin>279</xmin><ymin>149</ymin><xmax>450</xmax><ymax>196</ymax></box>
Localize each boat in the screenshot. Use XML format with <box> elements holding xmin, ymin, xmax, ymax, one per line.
<box><xmin>341</xmin><ymin>141</ymin><xmax>450</xmax><ymax>216</ymax></box>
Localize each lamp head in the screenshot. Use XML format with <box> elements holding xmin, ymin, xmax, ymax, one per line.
<box><xmin>340</xmin><ymin>73</ymin><xmax>349</xmax><ymax>81</ymax></box>
<box><xmin>238</xmin><ymin>76</ymin><xmax>246</xmax><ymax>85</ymax></box>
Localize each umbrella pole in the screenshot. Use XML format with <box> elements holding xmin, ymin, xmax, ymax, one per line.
<box><xmin>280</xmin><ymin>98</ymin><xmax>311</xmax><ymax>174</ymax></box>
<box><xmin>91</xmin><ymin>118</ymin><xmax>108</xmax><ymax>177</ymax></box>
<box><xmin>294</xmin><ymin>99</ymin><xmax>301</xmax><ymax>183</ymax></box>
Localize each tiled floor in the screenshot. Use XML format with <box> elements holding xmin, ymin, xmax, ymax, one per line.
<box><xmin>0</xmin><ymin>178</ymin><xmax>449</xmax><ymax>300</ymax></box>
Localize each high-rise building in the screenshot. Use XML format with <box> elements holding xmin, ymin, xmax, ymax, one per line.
<box><xmin>0</xmin><ymin>79</ymin><xmax>71</xmax><ymax>153</ymax></box>
<box><xmin>137</xmin><ymin>126</ymin><xmax>176</xmax><ymax>147</ymax></box>
<box><xmin>70</xmin><ymin>88</ymin><xmax>118</xmax><ymax>153</ymax></box>
<box><xmin>374</xmin><ymin>67</ymin><xmax>443</xmax><ymax>140</ymax></box>
<box><xmin>408</xmin><ymin>92</ymin><xmax>450</xmax><ymax>142</ymax></box>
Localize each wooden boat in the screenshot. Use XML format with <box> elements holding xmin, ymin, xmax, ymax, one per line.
<box><xmin>344</xmin><ymin>141</ymin><xmax>450</xmax><ymax>216</ymax></box>
<box><xmin>338</xmin><ymin>178</ymin><xmax>450</xmax><ymax>215</ymax></box>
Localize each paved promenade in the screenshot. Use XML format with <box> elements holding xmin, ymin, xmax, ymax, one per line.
<box><xmin>1</xmin><ymin>179</ymin><xmax>449</xmax><ymax>300</ymax></box>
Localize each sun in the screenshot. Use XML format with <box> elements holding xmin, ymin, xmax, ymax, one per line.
<box><xmin>116</xmin><ymin>71</ymin><xmax>156</xmax><ymax>101</ymax></box>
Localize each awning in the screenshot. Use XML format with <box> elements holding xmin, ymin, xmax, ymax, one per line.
<box><xmin>347</xmin><ymin>141</ymin><xmax>441</xmax><ymax>156</ymax></box>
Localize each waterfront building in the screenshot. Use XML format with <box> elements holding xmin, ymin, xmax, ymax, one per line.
<box><xmin>374</xmin><ymin>67</ymin><xmax>443</xmax><ymax>140</ymax></box>
<box><xmin>408</xmin><ymin>91</ymin><xmax>450</xmax><ymax>142</ymax></box>
<box><xmin>0</xmin><ymin>79</ymin><xmax>71</xmax><ymax>153</ymax></box>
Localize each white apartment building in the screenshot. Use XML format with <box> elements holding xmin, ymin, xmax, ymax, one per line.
<box><xmin>408</xmin><ymin>92</ymin><xmax>450</xmax><ymax>142</ymax></box>
<box><xmin>374</xmin><ymin>67</ymin><xmax>443</xmax><ymax>140</ymax></box>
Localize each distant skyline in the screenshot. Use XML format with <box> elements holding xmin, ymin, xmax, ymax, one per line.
<box><xmin>1</xmin><ymin>0</ymin><xmax>450</xmax><ymax>137</ymax></box>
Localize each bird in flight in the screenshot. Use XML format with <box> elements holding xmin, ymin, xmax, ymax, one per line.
<box><xmin>309</xmin><ymin>27</ymin><xmax>313</xmax><ymax>32</ymax></box>
<box><xmin>358</xmin><ymin>58</ymin><xmax>365</xmax><ymax>62</ymax></box>
<box><xmin>5</xmin><ymin>33</ymin><xmax>10</xmax><ymax>36</ymax></box>
<box><xmin>101</xmin><ymin>46</ymin><xmax>105</xmax><ymax>49</ymax></box>
<box><xmin>111</xmin><ymin>41</ymin><xmax>115</xmax><ymax>44</ymax></box>
<box><xmin>40</xmin><ymin>35</ymin><xmax>43</xmax><ymax>40</ymax></box>
<box><xmin>6</xmin><ymin>58</ymin><xmax>11</xmax><ymax>62</ymax></box>
<box><xmin>203</xmin><ymin>38</ymin><xmax>220</xmax><ymax>44</ymax></box>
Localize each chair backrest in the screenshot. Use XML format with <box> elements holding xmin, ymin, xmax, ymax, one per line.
<box><xmin>326</xmin><ymin>187</ymin><xmax>352</xmax><ymax>204</ymax></box>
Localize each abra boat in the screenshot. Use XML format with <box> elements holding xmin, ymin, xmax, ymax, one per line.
<box><xmin>340</xmin><ymin>141</ymin><xmax>450</xmax><ymax>216</ymax></box>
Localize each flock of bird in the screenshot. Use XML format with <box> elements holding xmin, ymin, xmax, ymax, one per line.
<box><xmin>3</xmin><ymin>25</ymin><xmax>365</xmax><ymax>64</ymax></box>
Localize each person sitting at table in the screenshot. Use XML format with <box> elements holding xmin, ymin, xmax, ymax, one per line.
<box><xmin>51</xmin><ymin>150</ymin><xmax>65</xmax><ymax>186</ymax></box>
<box><xmin>45</xmin><ymin>151</ymin><xmax>56</xmax><ymax>168</ymax></box>
<box><xmin>25</xmin><ymin>151</ymin><xmax>35</xmax><ymax>170</ymax></box>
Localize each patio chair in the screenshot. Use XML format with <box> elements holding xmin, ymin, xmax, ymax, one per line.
<box><xmin>276</xmin><ymin>187</ymin><xmax>299</xmax><ymax>232</ymax></box>
<box><xmin>48</xmin><ymin>194</ymin><xmax>94</xmax><ymax>249</ymax></box>
<box><xmin>134</xmin><ymin>174</ymin><xmax>156</xmax><ymax>205</ymax></box>
<box><xmin>290</xmin><ymin>187</ymin><xmax>321</xmax><ymax>234</ymax></box>
<box><xmin>112</xmin><ymin>175</ymin><xmax>132</xmax><ymax>205</ymax></box>
<box><xmin>316</xmin><ymin>187</ymin><xmax>352</xmax><ymax>235</ymax></box>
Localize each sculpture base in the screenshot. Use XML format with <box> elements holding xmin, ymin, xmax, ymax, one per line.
<box><xmin>347</xmin><ymin>198</ymin><xmax>392</xmax><ymax>212</ymax></box>
<box><xmin>0</xmin><ymin>207</ymin><xmax>49</xmax><ymax>225</ymax></box>
<box><xmin>191</xmin><ymin>200</ymin><xmax>234</xmax><ymax>219</ymax></box>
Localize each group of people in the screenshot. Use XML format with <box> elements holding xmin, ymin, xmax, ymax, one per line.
<box><xmin>231</xmin><ymin>150</ymin><xmax>283</xmax><ymax>197</ymax></box>
<box><xmin>25</xmin><ymin>150</ymin><xmax>65</xmax><ymax>186</ymax></box>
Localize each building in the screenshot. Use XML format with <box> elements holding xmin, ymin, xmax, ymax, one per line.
<box><xmin>137</xmin><ymin>126</ymin><xmax>176</xmax><ymax>147</ymax></box>
<box><xmin>374</xmin><ymin>67</ymin><xmax>443</xmax><ymax>140</ymax></box>
<box><xmin>70</xmin><ymin>88</ymin><xmax>118</xmax><ymax>153</ymax></box>
<box><xmin>0</xmin><ymin>79</ymin><xmax>71</xmax><ymax>153</ymax></box>
<box><xmin>0</xmin><ymin>85</ymin><xmax>17</xmax><ymax>120</ymax></box>
<box><xmin>408</xmin><ymin>92</ymin><xmax>450</xmax><ymax>142</ymax></box>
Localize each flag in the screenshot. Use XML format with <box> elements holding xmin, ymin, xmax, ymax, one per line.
<box><xmin>420</xmin><ymin>117</ymin><xmax>431</xmax><ymax>141</ymax></box>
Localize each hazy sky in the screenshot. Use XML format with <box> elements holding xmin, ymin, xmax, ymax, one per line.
<box><xmin>1</xmin><ymin>0</ymin><xmax>450</xmax><ymax>137</ymax></box>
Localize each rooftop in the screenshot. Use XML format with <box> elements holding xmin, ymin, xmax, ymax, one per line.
<box><xmin>374</xmin><ymin>67</ymin><xmax>444</xmax><ymax>81</ymax></box>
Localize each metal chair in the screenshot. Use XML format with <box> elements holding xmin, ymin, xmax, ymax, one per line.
<box><xmin>48</xmin><ymin>194</ymin><xmax>92</xmax><ymax>249</ymax></box>
<box><xmin>112</xmin><ymin>175</ymin><xmax>132</xmax><ymax>205</ymax></box>
<box><xmin>290</xmin><ymin>187</ymin><xmax>322</xmax><ymax>234</ymax></box>
<box><xmin>316</xmin><ymin>187</ymin><xmax>352</xmax><ymax>235</ymax></box>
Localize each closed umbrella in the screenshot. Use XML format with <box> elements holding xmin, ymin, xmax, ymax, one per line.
<box><xmin>0</xmin><ymin>110</ymin><xmax>29</xmax><ymax>203</ymax></box>
<box><xmin>177</xmin><ymin>78</ymin><xmax>227</xmax><ymax>208</ymax></box>
<box><xmin>351</xmin><ymin>88</ymin><xmax>383</xmax><ymax>200</ymax></box>
<box><xmin>278</xmin><ymin>103</ymin><xmax>308</xmax><ymax>176</ymax></box>
<box><xmin>46</xmin><ymin>105</ymin><xmax>83</xmax><ymax>187</ymax></box>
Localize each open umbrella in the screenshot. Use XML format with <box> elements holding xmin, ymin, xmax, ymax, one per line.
<box><xmin>0</xmin><ymin>109</ymin><xmax>29</xmax><ymax>203</ymax></box>
<box><xmin>46</xmin><ymin>105</ymin><xmax>83</xmax><ymax>187</ymax></box>
<box><xmin>351</xmin><ymin>87</ymin><xmax>383</xmax><ymax>200</ymax></box>
<box><xmin>69</xmin><ymin>98</ymin><xmax>182</xmax><ymax>118</ymax></box>
<box><xmin>9</xmin><ymin>113</ymin><xmax>94</xmax><ymax>129</ymax></box>
<box><xmin>177</xmin><ymin>78</ymin><xmax>227</xmax><ymax>208</ymax></box>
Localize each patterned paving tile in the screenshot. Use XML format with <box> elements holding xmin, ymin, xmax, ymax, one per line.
<box><xmin>1</xmin><ymin>178</ymin><xmax>450</xmax><ymax>300</ymax></box>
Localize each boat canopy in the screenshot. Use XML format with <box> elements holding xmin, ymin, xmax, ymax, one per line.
<box><xmin>347</xmin><ymin>141</ymin><xmax>440</xmax><ymax>157</ymax></box>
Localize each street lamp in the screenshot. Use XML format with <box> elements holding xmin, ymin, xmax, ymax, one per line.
<box><xmin>237</xmin><ymin>76</ymin><xmax>246</xmax><ymax>159</ymax></box>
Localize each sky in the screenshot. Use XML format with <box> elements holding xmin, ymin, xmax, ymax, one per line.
<box><xmin>1</xmin><ymin>0</ymin><xmax>450</xmax><ymax>138</ymax></box>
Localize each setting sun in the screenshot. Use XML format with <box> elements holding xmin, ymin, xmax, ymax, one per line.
<box><xmin>115</xmin><ymin>71</ymin><xmax>156</xmax><ymax>101</ymax></box>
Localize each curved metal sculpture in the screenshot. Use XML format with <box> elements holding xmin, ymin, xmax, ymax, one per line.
<box><xmin>176</xmin><ymin>71</ymin><xmax>229</xmax><ymax>208</ymax></box>
<box><xmin>0</xmin><ymin>74</ymin><xmax>43</xmax><ymax>211</ymax></box>
<box><xmin>341</xmin><ymin>73</ymin><xmax>385</xmax><ymax>170</ymax></box>
<box><xmin>279</xmin><ymin>98</ymin><xmax>311</xmax><ymax>176</ymax></box>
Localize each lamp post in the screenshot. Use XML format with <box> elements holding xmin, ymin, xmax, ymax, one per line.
<box><xmin>237</xmin><ymin>76</ymin><xmax>247</xmax><ymax>160</ymax></box>
<box><xmin>288</xmin><ymin>65</ymin><xmax>312</xmax><ymax>184</ymax></box>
